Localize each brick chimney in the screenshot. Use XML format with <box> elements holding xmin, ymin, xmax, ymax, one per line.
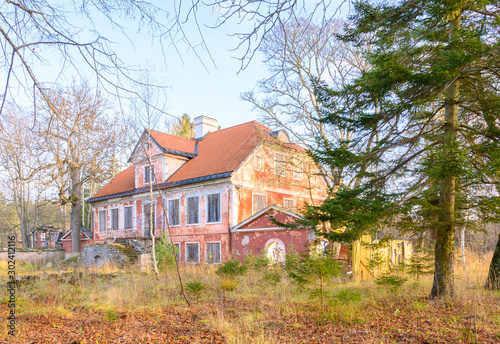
<box><xmin>194</xmin><ymin>116</ymin><xmax>218</xmax><ymax>139</ymax></box>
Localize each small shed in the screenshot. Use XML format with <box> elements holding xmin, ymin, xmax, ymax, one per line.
<box><xmin>231</xmin><ymin>205</ymin><xmax>312</xmax><ymax>263</ymax></box>
<box><xmin>31</xmin><ymin>226</ymin><xmax>62</xmax><ymax>249</ymax></box>
<box><xmin>60</xmin><ymin>227</ymin><xmax>92</xmax><ymax>253</ymax></box>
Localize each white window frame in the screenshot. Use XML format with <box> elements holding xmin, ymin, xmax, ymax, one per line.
<box><xmin>173</xmin><ymin>243</ymin><xmax>181</xmax><ymax>262</ymax></box>
<box><xmin>185</xmin><ymin>242</ymin><xmax>200</xmax><ymax>264</ymax></box>
<box><xmin>142</xmin><ymin>201</ymin><xmax>156</xmax><ymax>234</ymax></box>
<box><xmin>123</xmin><ymin>205</ymin><xmax>133</xmax><ymax>229</ymax></box>
<box><xmin>98</xmin><ymin>209</ymin><xmax>107</xmax><ymax>233</ymax></box>
<box><xmin>311</xmin><ymin>168</ymin><xmax>318</xmax><ymax>183</ymax></box>
<box><xmin>206</xmin><ymin>193</ymin><xmax>222</xmax><ymax>224</ymax></box>
<box><xmin>254</xmin><ymin>155</ymin><xmax>264</xmax><ymax>171</ymax></box>
<box><xmin>110</xmin><ymin>207</ymin><xmax>119</xmax><ymax>230</ymax></box>
<box><xmin>283</xmin><ymin>198</ymin><xmax>296</xmax><ymax>210</ymax></box>
<box><xmin>167</xmin><ymin>198</ymin><xmax>181</xmax><ymax>227</ymax></box>
<box><xmin>274</xmin><ymin>152</ymin><xmax>286</xmax><ymax>177</ymax></box>
<box><xmin>252</xmin><ymin>193</ymin><xmax>267</xmax><ymax>214</ymax></box>
<box><xmin>206</xmin><ymin>241</ymin><xmax>222</xmax><ymax>264</ymax></box>
<box><xmin>186</xmin><ymin>196</ymin><xmax>200</xmax><ymax>225</ymax></box>
<box><xmin>293</xmin><ymin>158</ymin><xmax>303</xmax><ymax>180</ymax></box>
<box><xmin>144</xmin><ymin>164</ymin><xmax>155</xmax><ymax>184</ymax></box>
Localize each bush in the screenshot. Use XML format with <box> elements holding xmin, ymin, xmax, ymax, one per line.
<box><xmin>220</xmin><ymin>278</ymin><xmax>238</xmax><ymax>291</ymax></box>
<box><xmin>185</xmin><ymin>281</ymin><xmax>205</xmax><ymax>294</ymax></box>
<box><xmin>154</xmin><ymin>233</ymin><xmax>179</xmax><ymax>271</ymax></box>
<box><xmin>244</xmin><ymin>251</ymin><xmax>270</xmax><ymax>270</ymax></box>
<box><xmin>215</xmin><ymin>259</ymin><xmax>248</xmax><ymax>276</ymax></box>
<box><xmin>261</xmin><ymin>270</ymin><xmax>281</xmax><ymax>286</ymax></box>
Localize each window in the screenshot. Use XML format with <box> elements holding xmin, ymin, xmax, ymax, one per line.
<box><xmin>274</xmin><ymin>153</ymin><xmax>286</xmax><ymax>176</ymax></box>
<box><xmin>168</xmin><ymin>199</ymin><xmax>180</xmax><ymax>226</ymax></box>
<box><xmin>186</xmin><ymin>243</ymin><xmax>199</xmax><ymax>263</ymax></box>
<box><xmin>207</xmin><ymin>193</ymin><xmax>221</xmax><ymax>223</ymax></box>
<box><xmin>111</xmin><ymin>208</ymin><xmax>119</xmax><ymax>230</ymax></box>
<box><xmin>283</xmin><ymin>198</ymin><xmax>296</xmax><ymax>210</ymax></box>
<box><xmin>187</xmin><ymin>196</ymin><xmax>199</xmax><ymax>224</ymax></box>
<box><xmin>143</xmin><ymin>203</ymin><xmax>155</xmax><ymax>237</ymax></box>
<box><xmin>254</xmin><ymin>155</ymin><xmax>264</xmax><ymax>171</ymax></box>
<box><xmin>206</xmin><ymin>242</ymin><xmax>221</xmax><ymax>264</ymax></box>
<box><xmin>311</xmin><ymin>168</ymin><xmax>318</xmax><ymax>183</ymax></box>
<box><xmin>39</xmin><ymin>232</ymin><xmax>46</xmax><ymax>241</ymax></box>
<box><xmin>253</xmin><ymin>194</ymin><xmax>267</xmax><ymax>214</ymax></box>
<box><xmin>174</xmin><ymin>243</ymin><xmax>180</xmax><ymax>261</ymax></box>
<box><xmin>98</xmin><ymin>210</ymin><xmax>107</xmax><ymax>232</ymax></box>
<box><xmin>144</xmin><ymin>164</ymin><xmax>155</xmax><ymax>184</ymax></box>
<box><xmin>293</xmin><ymin>158</ymin><xmax>303</xmax><ymax>180</ymax></box>
<box><xmin>124</xmin><ymin>206</ymin><xmax>133</xmax><ymax>229</ymax></box>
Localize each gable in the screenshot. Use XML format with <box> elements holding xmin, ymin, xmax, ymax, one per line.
<box><xmin>232</xmin><ymin>206</ymin><xmax>303</xmax><ymax>232</ymax></box>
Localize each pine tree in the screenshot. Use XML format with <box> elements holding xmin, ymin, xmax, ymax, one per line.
<box><xmin>305</xmin><ymin>0</ymin><xmax>500</xmax><ymax>298</ymax></box>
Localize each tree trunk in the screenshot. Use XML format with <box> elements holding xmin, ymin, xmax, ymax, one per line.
<box><xmin>71</xmin><ymin>167</ymin><xmax>82</xmax><ymax>253</ymax></box>
<box><xmin>430</xmin><ymin>15</ymin><xmax>460</xmax><ymax>299</ymax></box>
<box><xmin>485</xmin><ymin>233</ymin><xmax>500</xmax><ymax>290</ymax></box>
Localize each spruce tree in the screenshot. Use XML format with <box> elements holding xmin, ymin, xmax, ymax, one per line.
<box><xmin>305</xmin><ymin>0</ymin><xmax>500</xmax><ymax>298</ymax></box>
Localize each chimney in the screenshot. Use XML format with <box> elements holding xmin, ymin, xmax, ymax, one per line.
<box><xmin>194</xmin><ymin>116</ymin><xmax>218</xmax><ymax>139</ymax></box>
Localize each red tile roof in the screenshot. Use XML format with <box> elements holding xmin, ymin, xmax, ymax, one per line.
<box><xmin>91</xmin><ymin>165</ymin><xmax>135</xmax><ymax>199</ymax></box>
<box><xmin>149</xmin><ymin>130</ymin><xmax>196</xmax><ymax>155</ymax></box>
<box><xmin>90</xmin><ymin>121</ymin><xmax>305</xmax><ymax>201</ymax></box>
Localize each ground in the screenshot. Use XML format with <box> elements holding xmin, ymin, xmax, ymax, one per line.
<box><xmin>1</xmin><ymin>254</ymin><xmax>500</xmax><ymax>343</ymax></box>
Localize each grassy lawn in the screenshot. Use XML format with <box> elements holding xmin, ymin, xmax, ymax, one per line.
<box><xmin>1</xmin><ymin>254</ymin><xmax>499</xmax><ymax>343</ymax></box>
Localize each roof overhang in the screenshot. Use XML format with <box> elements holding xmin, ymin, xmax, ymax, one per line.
<box><xmin>231</xmin><ymin>205</ymin><xmax>304</xmax><ymax>233</ymax></box>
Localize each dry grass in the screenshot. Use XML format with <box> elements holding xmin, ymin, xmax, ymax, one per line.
<box><xmin>1</xmin><ymin>251</ymin><xmax>499</xmax><ymax>343</ymax></box>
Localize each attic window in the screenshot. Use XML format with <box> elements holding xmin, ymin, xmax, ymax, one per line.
<box><xmin>144</xmin><ymin>165</ymin><xmax>155</xmax><ymax>184</ymax></box>
<box><xmin>269</xmin><ymin>130</ymin><xmax>290</xmax><ymax>144</ymax></box>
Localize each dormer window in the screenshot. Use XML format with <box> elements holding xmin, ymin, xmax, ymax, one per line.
<box><xmin>144</xmin><ymin>165</ymin><xmax>155</xmax><ymax>184</ymax></box>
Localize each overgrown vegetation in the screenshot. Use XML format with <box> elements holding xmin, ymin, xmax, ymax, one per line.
<box><xmin>1</xmin><ymin>252</ymin><xmax>499</xmax><ymax>343</ymax></box>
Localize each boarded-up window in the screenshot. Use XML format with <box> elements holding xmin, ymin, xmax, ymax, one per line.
<box><xmin>293</xmin><ymin>158</ymin><xmax>303</xmax><ymax>180</ymax></box>
<box><xmin>284</xmin><ymin>198</ymin><xmax>296</xmax><ymax>210</ymax></box>
<box><xmin>186</xmin><ymin>243</ymin><xmax>199</xmax><ymax>263</ymax></box>
<box><xmin>274</xmin><ymin>153</ymin><xmax>286</xmax><ymax>176</ymax></box>
<box><xmin>187</xmin><ymin>196</ymin><xmax>199</xmax><ymax>224</ymax></box>
<box><xmin>206</xmin><ymin>242</ymin><xmax>221</xmax><ymax>264</ymax></box>
<box><xmin>124</xmin><ymin>206</ymin><xmax>133</xmax><ymax>229</ymax></box>
<box><xmin>111</xmin><ymin>208</ymin><xmax>119</xmax><ymax>230</ymax></box>
<box><xmin>168</xmin><ymin>199</ymin><xmax>180</xmax><ymax>226</ymax></box>
<box><xmin>98</xmin><ymin>210</ymin><xmax>106</xmax><ymax>232</ymax></box>
<box><xmin>207</xmin><ymin>193</ymin><xmax>221</xmax><ymax>223</ymax></box>
<box><xmin>253</xmin><ymin>194</ymin><xmax>267</xmax><ymax>214</ymax></box>
<box><xmin>143</xmin><ymin>203</ymin><xmax>155</xmax><ymax>237</ymax></box>
<box><xmin>144</xmin><ymin>165</ymin><xmax>155</xmax><ymax>184</ymax></box>
<box><xmin>254</xmin><ymin>155</ymin><xmax>263</xmax><ymax>171</ymax></box>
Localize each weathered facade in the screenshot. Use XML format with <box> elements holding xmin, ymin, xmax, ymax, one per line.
<box><xmin>88</xmin><ymin>117</ymin><xmax>328</xmax><ymax>264</ymax></box>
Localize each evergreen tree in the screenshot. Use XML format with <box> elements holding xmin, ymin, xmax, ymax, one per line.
<box><xmin>305</xmin><ymin>0</ymin><xmax>500</xmax><ymax>298</ymax></box>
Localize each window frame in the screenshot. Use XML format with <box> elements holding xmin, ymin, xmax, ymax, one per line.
<box><xmin>144</xmin><ymin>164</ymin><xmax>155</xmax><ymax>184</ymax></box>
<box><xmin>206</xmin><ymin>193</ymin><xmax>222</xmax><ymax>224</ymax></box>
<box><xmin>274</xmin><ymin>152</ymin><xmax>286</xmax><ymax>177</ymax></box>
<box><xmin>185</xmin><ymin>242</ymin><xmax>200</xmax><ymax>264</ymax></box>
<box><xmin>254</xmin><ymin>155</ymin><xmax>264</xmax><ymax>171</ymax></box>
<box><xmin>98</xmin><ymin>209</ymin><xmax>107</xmax><ymax>233</ymax></box>
<box><xmin>123</xmin><ymin>206</ymin><xmax>133</xmax><ymax>229</ymax></box>
<box><xmin>110</xmin><ymin>207</ymin><xmax>119</xmax><ymax>230</ymax></box>
<box><xmin>186</xmin><ymin>196</ymin><xmax>200</xmax><ymax>225</ymax></box>
<box><xmin>173</xmin><ymin>243</ymin><xmax>181</xmax><ymax>262</ymax></box>
<box><xmin>206</xmin><ymin>241</ymin><xmax>221</xmax><ymax>264</ymax></box>
<box><xmin>283</xmin><ymin>198</ymin><xmax>296</xmax><ymax>210</ymax></box>
<box><xmin>293</xmin><ymin>158</ymin><xmax>303</xmax><ymax>180</ymax></box>
<box><xmin>252</xmin><ymin>193</ymin><xmax>267</xmax><ymax>214</ymax></box>
<box><xmin>167</xmin><ymin>198</ymin><xmax>181</xmax><ymax>227</ymax></box>
<box><xmin>142</xmin><ymin>202</ymin><xmax>156</xmax><ymax>236</ymax></box>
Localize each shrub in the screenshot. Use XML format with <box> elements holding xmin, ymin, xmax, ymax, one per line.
<box><xmin>185</xmin><ymin>281</ymin><xmax>205</xmax><ymax>294</ymax></box>
<box><xmin>154</xmin><ymin>233</ymin><xmax>179</xmax><ymax>271</ymax></box>
<box><xmin>220</xmin><ymin>278</ymin><xmax>238</xmax><ymax>291</ymax></box>
<box><xmin>244</xmin><ymin>251</ymin><xmax>269</xmax><ymax>270</ymax></box>
<box><xmin>261</xmin><ymin>270</ymin><xmax>281</xmax><ymax>286</ymax></box>
<box><xmin>215</xmin><ymin>259</ymin><xmax>248</xmax><ymax>276</ymax></box>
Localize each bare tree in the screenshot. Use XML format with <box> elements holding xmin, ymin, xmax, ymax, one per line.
<box><xmin>243</xmin><ymin>18</ymin><xmax>370</xmax><ymax>191</ymax></box>
<box><xmin>37</xmin><ymin>81</ymin><xmax>129</xmax><ymax>252</ymax></box>
<box><xmin>0</xmin><ymin>108</ymin><xmax>49</xmax><ymax>247</ymax></box>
